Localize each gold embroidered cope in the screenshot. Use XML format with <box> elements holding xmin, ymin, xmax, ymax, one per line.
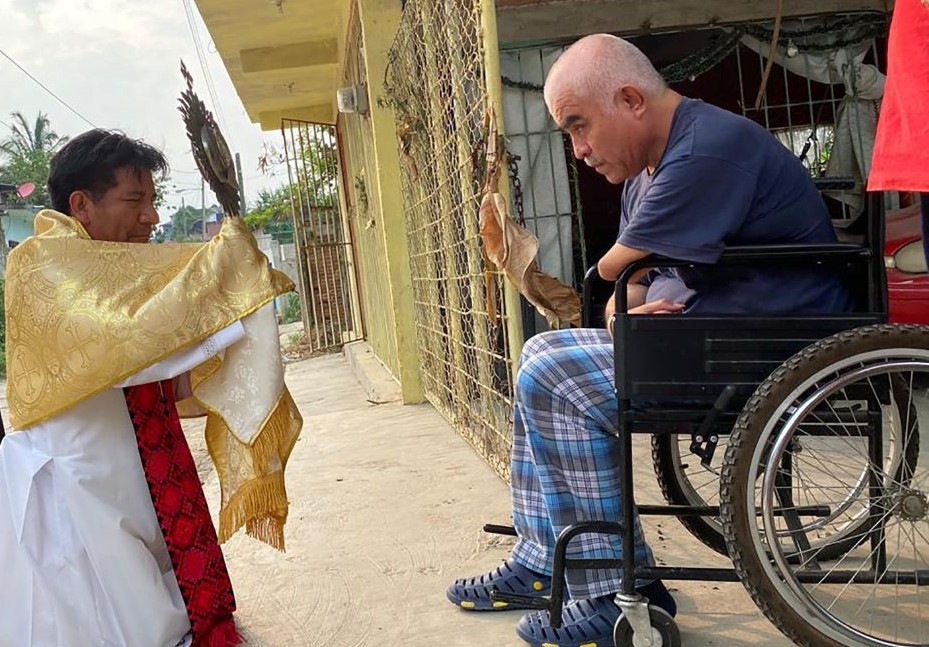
<box><xmin>5</xmin><ymin>210</ymin><xmax>303</xmax><ymax>549</ymax></box>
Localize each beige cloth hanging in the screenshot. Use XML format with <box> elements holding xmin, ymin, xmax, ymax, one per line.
<box><xmin>478</xmin><ymin>109</ymin><xmax>581</xmax><ymax>329</ymax></box>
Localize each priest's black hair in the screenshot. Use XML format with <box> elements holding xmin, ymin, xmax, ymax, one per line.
<box><xmin>47</xmin><ymin>129</ymin><xmax>169</xmax><ymax>215</ymax></box>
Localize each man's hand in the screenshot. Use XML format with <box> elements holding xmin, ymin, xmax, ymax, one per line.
<box><xmin>629</xmin><ymin>298</ymin><xmax>685</xmax><ymax>315</ymax></box>
<box><xmin>923</xmin><ymin>0</ymin><xmax>928</xmax><ymax>9</ymax></box>
<box><xmin>606</xmin><ymin>297</ymin><xmax>684</xmax><ymax>336</ymax></box>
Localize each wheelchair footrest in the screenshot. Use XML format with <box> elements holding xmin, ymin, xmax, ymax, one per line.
<box><xmin>490</xmin><ymin>591</ymin><xmax>552</xmax><ymax>610</ymax></box>
<box><xmin>483</xmin><ymin>523</ymin><xmax>518</xmax><ymax>536</ymax></box>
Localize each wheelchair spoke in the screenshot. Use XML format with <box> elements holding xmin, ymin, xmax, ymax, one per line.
<box><xmin>721</xmin><ymin>329</ymin><xmax>929</xmax><ymax>647</ymax></box>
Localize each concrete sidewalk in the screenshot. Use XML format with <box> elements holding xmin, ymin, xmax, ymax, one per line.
<box><xmin>189</xmin><ymin>353</ymin><xmax>790</xmax><ymax>646</ymax></box>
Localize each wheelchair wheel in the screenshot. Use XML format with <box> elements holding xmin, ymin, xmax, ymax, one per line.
<box><xmin>721</xmin><ymin>324</ymin><xmax>929</xmax><ymax>647</ymax></box>
<box><xmin>652</xmin><ymin>433</ymin><xmax>729</xmax><ymax>555</ymax></box>
<box><xmin>650</xmin><ymin>421</ymin><xmax>908</xmax><ymax>561</ymax></box>
<box><xmin>613</xmin><ymin>606</ymin><xmax>681</xmax><ymax>647</ymax></box>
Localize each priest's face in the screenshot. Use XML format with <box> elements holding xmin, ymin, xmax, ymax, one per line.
<box><xmin>70</xmin><ymin>168</ymin><xmax>160</xmax><ymax>243</ymax></box>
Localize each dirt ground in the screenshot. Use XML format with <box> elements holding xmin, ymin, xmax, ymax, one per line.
<box><xmin>180</xmin><ymin>351</ymin><xmax>797</xmax><ymax>647</ymax></box>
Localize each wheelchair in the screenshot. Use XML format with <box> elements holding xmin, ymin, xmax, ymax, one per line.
<box><xmin>486</xmin><ymin>180</ymin><xmax>929</xmax><ymax>646</ymax></box>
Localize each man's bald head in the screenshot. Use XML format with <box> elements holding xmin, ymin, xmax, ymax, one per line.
<box><xmin>544</xmin><ymin>34</ymin><xmax>667</xmax><ymax>114</ymax></box>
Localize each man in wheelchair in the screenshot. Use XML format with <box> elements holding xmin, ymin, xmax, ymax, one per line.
<box><xmin>446</xmin><ymin>34</ymin><xmax>856</xmax><ymax>647</ymax></box>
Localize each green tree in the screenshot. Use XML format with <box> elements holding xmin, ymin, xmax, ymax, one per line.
<box><xmin>243</xmin><ymin>185</ymin><xmax>292</xmax><ymax>230</ymax></box>
<box><xmin>251</xmin><ymin>131</ymin><xmax>338</xmax><ymax>245</ymax></box>
<box><xmin>154</xmin><ymin>175</ymin><xmax>170</xmax><ymax>211</ymax></box>
<box><xmin>167</xmin><ymin>204</ymin><xmax>204</xmax><ymax>242</ymax></box>
<box><xmin>0</xmin><ymin>111</ymin><xmax>68</xmax><ymax>271</ymax></box>
<box><xmin>0</xmin><ymin>111</ymin><xmax>68</xmax><ymax>206</ymax></box>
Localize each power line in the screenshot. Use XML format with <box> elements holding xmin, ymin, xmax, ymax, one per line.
<box><xmin>0</xmin><ymin>46</ymin><xmax>97</xmax><ymax>128</ymax></box>
<box><xmin>180</xmin><ymin>0</ymin><xmax>228</xmax><ymax>132</ymax></box>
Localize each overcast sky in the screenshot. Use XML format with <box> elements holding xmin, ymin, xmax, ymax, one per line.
<box><xmin>0</xmin><ymin>0</ymin><xmax>289</xmax><ymax>214</ymax></box>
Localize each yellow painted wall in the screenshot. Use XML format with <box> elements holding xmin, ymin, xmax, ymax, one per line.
<box><xmin>337</xmin><ymin>9</ymin><xmax>401</xmax><ymax>380</ymax></box>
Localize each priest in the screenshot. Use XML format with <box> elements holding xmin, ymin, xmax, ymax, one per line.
<box><xmin>0</xmin><ymin>129</ymin><xmax>302</xmax><ymax>646</ymax></box>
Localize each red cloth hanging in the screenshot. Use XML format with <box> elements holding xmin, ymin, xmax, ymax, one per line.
<box><xmin>124</xmin><ymin>380</ymin><xmax>242</xmax><ymax>647</ymax></box>
<box><xmin>869</xmin><ymin>0</ymin><xmax>929</xmax><ymax>192</ymax></box>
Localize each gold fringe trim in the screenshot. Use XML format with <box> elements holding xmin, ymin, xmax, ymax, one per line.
<box><xmin>217</xmin><ymin>473</ymin><xmax>289</xmax><ymax>549</ymax></box>
<box><xmin>246</xmin><ymin>515</ymin><xmax>286</xmax><ymax>552</ymax></box>
<box><xmin>206</xmin><ymin>387</ymin><xmax>302</xmax><ymax>551</ymax></box>
<box><xmin>251</xmin><ymin>389</ymin><xmax>302</xmax><ymax>472</ymax></box>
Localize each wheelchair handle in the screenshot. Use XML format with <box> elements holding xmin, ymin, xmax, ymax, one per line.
<box><xmin>581</xmin><ymin>265</ymin><xmax>600</xmax><ymax>328</ymax></box>
<box><xmin>812</xmin><ymin>176</ymin><xmax>856</xmax><ymax>191</ymax></box>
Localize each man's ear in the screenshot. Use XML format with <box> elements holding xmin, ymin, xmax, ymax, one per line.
<box><xmin>616</xmin><ymin>85</ymin><xmax>647</xmax><ymax>116</ymax></box>
<box><xmin>68</xmin><ymin>190</ymin><xmax>92</xmax><ymax>226</ymax></box>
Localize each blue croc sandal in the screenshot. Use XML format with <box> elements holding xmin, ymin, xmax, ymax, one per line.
<box><xmin>516</xmin><ymin>595</ymin><xmax>620</xmax><ymax>647</ymax></box>
<box><xmin>446</xmin><ymin>558</ymin><xmax>551</xmax><ymax>611</ymax></box>
<box><xmin>515</xmin><ymin>581</ymin><xmax>676</xmax><ymax>647</ymax></box>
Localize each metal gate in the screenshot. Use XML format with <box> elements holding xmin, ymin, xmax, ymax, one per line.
<box><xmin>281</xmin><ymin>119</ymin><xmax>362</xmax><ymax>352</ymax></box>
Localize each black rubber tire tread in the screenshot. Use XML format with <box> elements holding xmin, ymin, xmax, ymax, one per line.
<box><xmin>651</xmin><ymin>434</ymin><xmax>729</xmax><ymax>556</ymax></box>
<box><xmin>720</xmin><ymin>323</ymin><xmax>929</xmax><ymax>647</ymax></box>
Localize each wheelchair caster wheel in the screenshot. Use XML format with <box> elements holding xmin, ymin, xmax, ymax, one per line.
<box><xmin>613</xmin><ymin>606</ymin><xmax>680</xmax><ymax>647</ymax></box>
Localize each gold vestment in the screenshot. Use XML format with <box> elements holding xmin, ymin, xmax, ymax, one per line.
<box><xmin>6</xmin><ymin>211</ymin><xmax>302</xmax><ymax>549</ymax></box>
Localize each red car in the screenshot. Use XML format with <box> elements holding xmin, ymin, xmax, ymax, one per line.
<box><xmin>885</xmin><ymin>204</ymin><xmax>929</xmax><ymax>324</ymax></box>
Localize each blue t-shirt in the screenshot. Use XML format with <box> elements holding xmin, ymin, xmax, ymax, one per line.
<box><xmin>618</xmin><ymin>98</ymin><xmax>853</xmax><ymax>315</ymax></box>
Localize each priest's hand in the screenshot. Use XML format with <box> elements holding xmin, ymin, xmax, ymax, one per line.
<box><xmin>173</xmin><ymin>371</ymin><xmax>194</xmax><ymax>400</ymax></box>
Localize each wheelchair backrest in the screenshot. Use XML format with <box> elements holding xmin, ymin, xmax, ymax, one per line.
<box><xmin>608</xmin><ymin>187</ymin><xmax>888</xmax><ymax>410</ymax></box>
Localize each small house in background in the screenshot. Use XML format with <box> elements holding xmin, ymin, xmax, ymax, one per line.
<box><xmin>194</xmin><ymin>0</ymin><xmax>892</xmax><ymax>476</ymax></box>
<box><xmin>1</xmin><ymin>206</ymin><xmax>40</xmax><ymax>248</ymax></box>
<box><xmin>190</xmin><ymin>205</ymin><xmax>224</xmax><ymax>239</ymax></box>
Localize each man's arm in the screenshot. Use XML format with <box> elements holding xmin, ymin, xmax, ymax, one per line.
<box><xmin>597</xmin><ymin>242</ymin><xmax>651</xmax><ymax>281</ymax></box>
<box><xmin>605</xmin><ymin>284</ymin><xmax>647</xmax><ymax>321</ymax></box>
<box><xmin>627</xmin><ymin>283</ymin><xmax>648</xmax><ymax>309</ymax></box>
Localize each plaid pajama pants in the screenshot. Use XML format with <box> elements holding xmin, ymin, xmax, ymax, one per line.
<box><xmin>510</xmin><ymin>328</ymin><xmax>655</xmax><ymax>600</ymax></box>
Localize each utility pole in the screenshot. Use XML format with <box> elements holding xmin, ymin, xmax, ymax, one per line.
<box><xmin>235</xmin><ymin>152</ymin><xmax>246</xmax><ymax>215</ymax></box>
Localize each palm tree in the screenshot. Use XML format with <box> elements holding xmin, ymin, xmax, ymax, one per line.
<box><xmin>0</xmin><ymin>111</ymin><xmax>68</xmax><ymax>160</ymax></box>
<box><xmin>0</xmin><ymin>111</ymin><xmax>69</xmax><ymax>270</ymax></box>
<box><xmin>0</xmin><ymin>111</ymin><xmax>68</xmax><ymax>205</ymax></box>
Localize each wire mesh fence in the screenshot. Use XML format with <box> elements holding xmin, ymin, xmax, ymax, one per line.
<box><xmin>732</xmin><ymin>12</ymin><xmax>886</xmax><ymax>219</ymax></box>
<box><xmin>282</xmin><ymin>119</ymin><xmax>362</xmax><ymax>353</ymax></box>
<box><xmin>385</xmin><ymin>0</ymin><xmax>516</xmax><ymax>478</ymax></box>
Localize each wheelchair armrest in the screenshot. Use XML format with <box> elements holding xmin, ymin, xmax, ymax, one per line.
<box><xmin>613</xmin><ymin>243</ymin><xmax>870</xmax><ymax>313</ymax></box>
<box><xmin>715</xmin><ymin>243</ymin><xmax>870</xmax><ymax>264</ymax></box>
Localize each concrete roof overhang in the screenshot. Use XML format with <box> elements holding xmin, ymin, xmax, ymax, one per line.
<box><xmin>196</xmin><ymin>0</ymin><xmax>893</xmax><ymax>129</ymax></box>
<box><xmin>194</xmin><ymin>0</ymin><xmax>350</xmax><ymax>131</ymax></box>
<box><xmin>495</xmin><ymin>0</ymin><xmax>893</xmax><ymax>48</ymax></box>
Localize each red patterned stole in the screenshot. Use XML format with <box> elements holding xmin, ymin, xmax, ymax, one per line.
<box><xmin>124</xmin><ymin>380</ymin><xmax>242</xmax><ymax>647</ymax></box>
